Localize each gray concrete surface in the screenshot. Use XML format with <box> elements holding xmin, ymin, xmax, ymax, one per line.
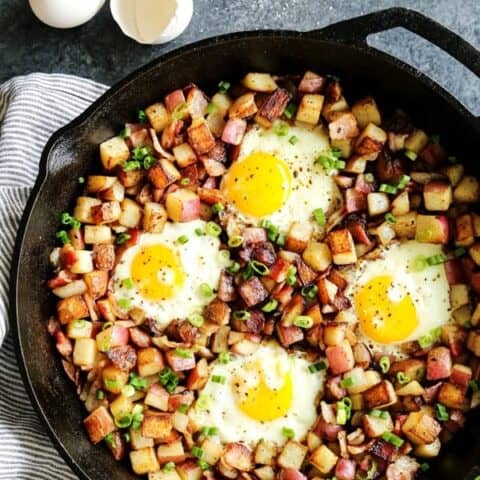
<box><xmin>0</xmin><ymin>0</ymin><xmax>479</xmax><ymax>114</ymax></box>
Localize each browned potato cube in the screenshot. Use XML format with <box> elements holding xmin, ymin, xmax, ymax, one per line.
<box><xmin>442</xmin><ymin>164</ymin><xmax>464</xmax><ymax>187</ymax></box>
<box><xmin>119</xmin><ymin>198</ymin><xmax>143</xmax><ymax>229</ymax></box>
<box><xmin>454</xmin><ymin>176</ymin><xmax>480</xmax><ymax>203</ymax></box>
<box><xmin>157</xmin><ymin>440</ymin><xmax>186</xmax><ymax>464</ymax></box>
<box><xmin>200</xmin><ymin>438</ymin><xmax>223</xmax><ymax>465</ymax></box>
<box><xmin>57</xmin><ymin>295</ymin><xmax>89</xmax><ymax>325</ymax></box>
<box><xmin>100</xmin><ymin>137</ymin><xmax>130</xmax><ymax>170</ymax></box>
<box><xmin>424</xmin><ymin>182</ymin><xmax>452</xmax><ymax>211</ymax></box>
<box><xmin>84</xmin><ymin>270</ymin><xmax>108</xmax><ymax>299</ymax></box>
<box><xmin>296</xmin><ymin>94</ymin><xmax>324</xmax><ymax>125</ymax></box>
<box><xmin>102</xmin><ymin>365</ymin><xmax>129</xmax><ymax>394</ymax></box>
<box><xmin>86</xmin><ymin>175</ymin><xmax>117</xmax><ymax>193</ymax></box>
<box><xmin>352</xmin><ymin>96</ymin><xmax>382</xmax><ymax>129</ymax></box>
<box><xmin>254</xmin><ymin>440</ymin><xmax>277</xmax><ymax>466</ymax></box>
<box><xmin>148</xmin><ymin>159</ymin><xmax>181</xmax><ymax>189</ymax></box>
<box><xmin>363</xmin><ymin>412</ymin><xmax>393</xmax><ymax>438</ymax></box>
<box><xmin>83</xmin><ymin>406</ymin><xmax>115</xmax><ymax>444</ymax></box>
<box><xmin>73</xmin><ymin>338</ymin><xmax>96</xmax><ymax>367</ymax></box>
<box><xmin>302</xmin><ymin>241</ymin><xmax>332</xmax><ymax>272</ymax></box>
<box><xmin>138</xmin><ymin>347</ymin><xmax>165</xmax><ymax>377</ymax></box>
<box><xmin>367</xmin><ymin>192</ymin><xmax>390</xmax><ymax>216</ymax></box>
<box><xmin>74</xmin><ymin>196</ymin><xmax>102</xmax><ymax>224</ymax></box>
<box><xmin>456</xmin><ymin>214</ymin><xmax>475</xmax><ymax>247</ymax></box>
<box><xmin>309</xmin><ymin>445</ymin><xmax>338</xmax><ymax>475</ymax></box>
<box><xmin>142</xmin><ymin>412</ymin><xmax>173</xmax><ymax>440</ymax></box>
<box><xmin>146</xmin><ymin>102</ymin><xmax>170</xmax><ymax>132</ymax></box>
<box><xmin>414</xmin><ymin>438</ymin><xmax>441</xmax><ymax>459</ymax></box>
<box><xmin>277</xmin><ymin>441</ymin><xmax>308</xmax><ymax>470</ymax></box>
<box><xmin>91</xmin><ymin>201</ymin><xmax>121</xmax><ymax>225</ymax></box>
<box><xmin>242</xmin><ymin>72</ymin><xmax>278</xmax><ymax>92</ymax></box>
<box><xmin>228</xmin><ymin>92</ymin><xmax>258</xmax><ymax>119</ymax></box>
<box><xmin>363</xmin><ymin>380</ymin><xmax>397</xmax><ymax>409</ymax></box>
<box><xmin>173</xmin><ymin>143</ymin><xmax>197</xmax><ymax>168</ymax></box>
<box><xmin>165</xmin><ymin>189</ymin><xmax>200</xmax><ymax>222</ymax></box>
<box><xmin>187</xmin><ymin>119</ymin><xmax>216</xmax><ymax>155</ymax></box>
<box><xmin>391</xmin><ymin>191</ymin><xmax>410</xmax><ymax>216</ymax></box>
<box><xmin>404</xmin><ymin>129</ymin><xmax>429</xmax><ymax>153</ymax></box>
<box><xmin>130</xmin><ymin>447</ymin><xmax>160</xmax><ymax>475</ymax></box>
<box><xmin>393</xmin><ymin>212</ymin><xmax>417</xmax><ymax>239</ymax></box>
<box><xmin>254</xmin><ymin>466</ymin><xmax>275</xmax><ymax>480</ymax></box>
<box><xmin>143</xmin><ymin>202</ymin><xmax>167</xmax><ymax>233</ymax></box>
<box><xmin>286</xmin><ymin>221</ymin><xmax>313</xmax><ymax>253</ymax></box>
<box><xmin>467</xmin><ymin>330</ymin><xmax>480</xmax><ymax>356</ymax></box>
<box><xmin>355</xmin><ymin>123</ymin><xmax>387</xmax><ymax>155</ymax></box>
<box><xmin>100</xmin><ymin>180</ymin><xmax>125</xmax><ymax>203</ymax></box>
<box><xmin>84</xmin><ymin>225</ymin><xmax>112</xmax><ymax>244</ymax></box>
<box><xmin>117</xmin><ymin>168</ymin><xmax>144</xmax><ymax>188</ymax></box>
<box><xmin>327</xmin><ymin>229</ymin><xmax>357</xmax><ymax>265</ymax></box>
<box><xmin>401</xmin><ymin>411</ymin><xmax>441</xmax><ymax>445</ymax></box>
<box><xmin>450</xmin><ymin>284</ymin><xmax>470</xmax><ymax>309</ymax></box>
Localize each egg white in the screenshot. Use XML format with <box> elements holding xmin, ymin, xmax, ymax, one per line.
<box><xmin>221</xmin><ymin>124</ymin><xmax>343</xmax><ymax>233</ymax></box>
<box><xmin>112</xmin><ymin>220</ymin><xmax>229</xmax><ymax>330</ymax></box>
<box><xmin>344</xmin><ymin>241</ymin><xmax>452</xmax><ymax>356</ymax></box>
<box><xmin>191</xmin><ymin>342</ymin><xmax>325</xmax><ymax>446</ymax></box>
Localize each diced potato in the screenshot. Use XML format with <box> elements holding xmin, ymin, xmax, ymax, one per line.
<box><xmin>254</xmin><ymin>466</ymin><xmax>275</xmax><ymax>480</ymax></box>
<box><xmin>73</xmin><ymin>338</ymin><xmax>96</xmax><ymax>367</ymax></box>
<box><xmin>322</xmin><ymin>96</ymin><xmax>349</xmax><ymax>122</ymax></box>
<box><xmin>323</xmin><ymin>322</ymin><xmax>347</xmax><ymax>347</ymax></box>
<box><xmin>187</xmin><ymin>118</ymin><xmax>216</xmax><ymax>155</ymax></box>
<box><xmin>242</xmin><ymin>72</ymin><xmax>278</xmax><ymax>92</ymax></box>
<box><xmin>157</xmin><ymin>440</ymin><xmax>186</xmax><ymax>464</ymax></box>
<box><xmin>211</xmin><ymin>92</ymin><xmax>232</xmax><ymax>116</ymax></box>
<box><xmin>355</xmin><ymin>123</ymin><xmax>387</xmax><ymax>155</ymax></box>
<box><xmin>165</xmin><ymin>189</ymin><xmax>201</xmax><ymax>222</ymax></box>
<box><xmin>73</xmin><ymin>196</ymin><xmax>102</xmax><ymax>224</ymax></box>
<box><xmin>296</xmin><ymin>94</ymin><xmax>324</xmax><ymax>125</ymax></box>
<box><xmin>391</xmin><ymin>191</ymin><xmax>410</xmax><ymax>216</ymax></box>
<box><xmin>416</xmin><ymin>214</ymin><xmax>449</xmax><ymax>244</ymax></box>
<box><xmin>454</xmin><ymin>176</ymin><xmax>480</xmax><ymax>203</ymax></box>
<box><xmin>442</xmin><ymin>164</ymin><xmax>464</xmax><ymax>187</ymax></box>
<box><xmin>396</xmin><ymin>380</ymin><xmax>425</xmax><ymax>396</ymax></box>
<box><xmin>143</xmin><ymin>202</ymin><xmax>167</xmax><ymax>233</ymax></box>
<box><xmin>414</xmin><ymin>438</ymin><xmax>441</xmax><ymax>458</ymax></box>
<box><xmin>423</xmin><ymin>182</ymin><xmax>452</xmax><ymax>211</ymax></box>
<box><xmin>86</xmin><ymin>175</ymin><xmax>117</xmax><ymax>193</ymax></box>
<box><xmin>342</xmin><ymin>367</ymin><xmax>369</xmax><ymax>394</ymax></box>
<box><xmin>404</xmin><ymin>129</ymin><xmax>429</xmax><ymax>153</ymax></box>
<box><xmin>84</xmin><ymin>270</ymin><xmax>108</xmax><ymax>299</ymax></box>
<box><xmin>351</xmin><ymin>96</ymin><xmax>381</xmax><ymax>129</ymax></box>
<box><xmin>142</xmin><ymin>412</ymin><xmax>173</xmax><ymax>440</ymax></box>
<box><xmin>467</xmin><ymin>330</ymin><xmax>480</xmax><ymax>356</ymax></box>
<box><xmin>91</xmin><ymin>201</ymin><xmax>122</xmax><ymax>224</ymax></box>
<box><xmin>285</xmin><ymin>221</ymin><xmax>313</xmax><ymax>253</ymax></box>
<box><xmin>130</xmin><ymin>447</ymin><xmax>160</xmax><ymax>475</ymax></box>
<box><xmin>146</xmin><ymin>102</ymin><xmax>170</xmax><ymax>132</ymax></box>
<box><xmin>148</xmin><ymin>159</ymin><xmax>181</xmax><ymax>189</ymax></box>
<box><xmin>472</xmin><ymin>303</ymin><xmax>480</xmax><ymax>327</ymax></box>
<box><xmin>130</xmin><ymin>428</ymin><xmax>154</xmax><ymax>450</ymax></box>
<box><xmin>363</xmin><ymin>380</ymin><xmax>397</xmax><ymax>409</ymax></box>
<box><xmin>374</xmin><ymin>222</ymin><xmax>396</xmax><ymax>246</ymax></box>
<box><xmin>176</xmin><ymin>460</ymin><xmax>202</xmax><ymax>480</ymax></box>
<box><xmin>228</xmin><ymin>92</ymin><xmax>258</xmax><ymax>119</ymax></box>
<box><xmin>450</xmin><ymin>284</ymin><xmax>470</xmax><ymax>310</ymax></box>
<box><xmin>393</xmin><ymin>212</ymin><xmax>417</xmax><ymax>239</ymax></box>
<box><xmin>67</xmin><ymin>319</ymin><xmax>93</xmax><ymax>339</ymax></box>
<box><xmin>302</xmin><ymin>241</ymin><xmax>332</xmax><ymax>272</ymax></box>
<box><xmin>367</xmin><ymin>192</ymin><xmax>390</xmax><ymax>216</ymax></box>
<box><xmin>109</xmin><ymin>394</ymin><xmax>133</xmax><ymax>419</ymax></box>
<box><xmin>173</xmin><ymin>143</ymin><xmax>197</xmax><ymax>168</ymax></box>
<box><xmin>470</xmin><ymin>243</ymin><xmax>480</xmax><ymax>266</ymax></box>
<box><xmin>309</xmin><ymin>445</ymin><xmax>338</xmax><ymax>475</ymax></box>
<box><xmin>100</xmin><ymin>137</ymin><xmax>130</xmax><ymax>170</ymax></box>
<box><xmin>149</xmin><ymin>470</ymin><xmax>181</xmax><ymax>480</ymax></box>
<box><xmin>456</xmin><ymin>214</ymin><xmax>474</xmax><ymax>247</ymax></box>
<box><xmin>363</xmin><ymin>412</ymin><xmax>393</xmax><ymax>438</ymax></box>
<box><xmin>277</xmin><ymin>441</ymin><xmax>308</xmax><ymax>470</ymax></box>
<box><xmin>331</xmin><ymin>137</ymin><xmax>353</xmax><ymax>158</ymax></box>
<box><xmin>119</xmin><ymin>198</ymin><xmax>143</xmax><ymax>228</ymax></box>
<box><xmin>327</xmin><ymin>229</ymin><xmax>357</xmax><ymax>265</ymax></box>
<box><xmin>83</xmin><ymin>406</ymin><xmax>115</xmax><ymax>444</ymax></box>
<box><xmin>117</xmin><ymin>168</ymin><xmax>145</xmax><ymax>188</ymax></box>
<box><xmin>102</xmin><ymin>366</ymin><xmax>129</xmax><ymax>394</ymax></box>
<box><xmin>201</xmin><ymin>438</ymin><xmax>224</xmax><ymax>465</ymax></box>
<box><xmin>70</xmin><ymin>250</ymin><xmax>94</xmax><ymax>274</ymax></box>
<box><xmin>254</xmin><ymin>440</ymin><xmax>277</xmax><ymax>466</ymax></box>
<box><xmin>138</xmin><ymin>347</ymin><xmax>164</xmax><ymax>377</ymax></box>
<box><xmin>402</xmin><ymin>411</ymin><xmax>441</xmax><ymax>445</ymax></box>
<box><xmin>84</xmin><ymin>225</ymin><xmax>112</xmax><ymax>244</ymax></box>
<box><xmin>100</xmin><ymin>180</ymin><xmax>125</xmax><ymax>202</ymax></box>
<box><xmin>57</xmin><ymin>295</ymin><xmax>89</xmax><ymax>325</ymax></box>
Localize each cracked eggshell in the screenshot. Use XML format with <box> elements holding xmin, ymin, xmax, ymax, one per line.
<box><xmin>110</xmin><ymin>0</ymin><xmax>193</xmax><ymax>45</ymax></box>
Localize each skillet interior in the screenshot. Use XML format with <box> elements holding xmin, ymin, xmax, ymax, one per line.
<box><xmin>11</xmin><ymin>30</ymin><xmax>480</xmax><ymax>480</ymax></box>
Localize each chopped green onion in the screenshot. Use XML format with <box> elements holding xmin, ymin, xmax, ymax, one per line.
<box><xmin>123</xmin><ymin>432</ymin><xmax>131</xmax><ymax>443</ymax></box>
<box><xmin>143</xmin><ymin>155</ymin><xmax>157</xmax><ymax>169</ymax></box>
<box><xmin>212</xmin><ymin>375</ymin><xmax>226</xmax><ymax>384</ymax></box>
<box><xmin>426</xmin><ymin>253</ymin><xmax>447</xmax><ymax>266</ymax></box>
<box><xmin>420</xmin><ymin>463</ymin><xmax>430</xmax><ymax>472</ymax></box>
<box><xmin>104</xmin><ymin>433</ymin><xmax>114</xmax><ymax>447</ymax></box>
<box><xmin>397</xmin><ymin>372</ymin><xmax>410</xmax><ymax>385</ymax></box>
<box><xmin>201</xmin><ymin>426</ymin><xmax>218</xmax><ymax>436</ymax></box>
<box><xmin>177</xmin><ymin>404</ymin><xmax>189</xmax><ymax>414</ymax></box>
<box><xmin>364</xmin><ymin>173</ymin><xmax>375</xmax><ymax>183</ymax></box>
<box><xmin>123</xmin><ymin>160</ymin><xmax>142</xmax><ymax>171</ymax></box>
<box><xmin>172</xmin><ymin>102</ymin><xmax>188</xmax><ymax>120</ymax></box>
<box><xmin>163</xmin><ymin>462</ymin><xmax>176</xmax><ymax>472</ymax></box>
<box><xmin>418</xmin><ymin>327</ymin><xmax>442</xmax><ymax>349</ymax></box>
<box><xmin>316</xmin><ymin>148</ymin><xmax>345</xmax><ymax>173</ymax></box>
<box><xmin>370</xmin><ymin>409</ymin><xmax>388</xmax><ymax>419</ymax></box>
<box><xmin>381</xmin><ymin>431</ymin><xmax>404</xmax><ymax>448</ymax></box>
<box><xmin>199</xmin><ymin>283</ymin><xmax>213</xmax><ymax>297</ymax></box>
<box><xmin>195</xmin><ymin>227</ymin><xmax>205</xmax><ymax>236</ymax></box>
<box><xmin>249</xmin><ymin>260</ymin><xmax>270</xmax><ymax>276</ymax></box>
<box><xmin>56</xmin><ymin>230</ymin><xmax>70</xmax><ymax>245</ymax></box>
<box><xmin>218</xmin><ymin>249</ymin><xmax>230</xmax><ymax>262</ymax></box>
<box><xmin>77</xmin><ymin>176</ymin><xmax>85</xmax><ymax>184</ymax></box>
<box><xmin>448</xmin><ymin>155</ymin><xmax>458</xmax><ymax>164</ymax></box>
<box><xmin>123</xmin><ymin>278</ymin><xmax>134</xmax><ymax>289</ymax></box>
<box><xmin>115</xmin><ymin>414</ymin><xmax>133</xmax><ymax>429</ymax></box>
<box><xmin>397</xmin><ymin>174</ymin><xmax>411</xmax><ymax>190</ymax></box>
<box><xmin>454</xmin><ymin>247</ymin><xmax>467</xmax><ymax>257</ymax></box>
<box><xmin>206</xmin><ymin>221</ymin><xmax>222</xmax><ymax>236</ymax></box>
<box><xmin>412</xmin><ymin>255</ymin><xmax>427</xmax><ymax>272</ymax></box>
<box><xmin>312</xmin><ymin>208</ymin><xmax>326</xmax><ymax>226</ymax></box>
<box><xmin>180</xmin><ymin>177</ymin><xmax>190</xmax><ymax>186</ymax></box>
<box><xmin>119</xmin><ymin>127</ymin><xmax>131</xmax><ymax>138</ymax></box>
<box><xmin>285</xmin><ymin>265</ymin><xmax>297</xmax><ymax>286</ymax></box>
<box><xmin>289</xmin><ymin>135</ymin><xmax>299</xmax><ymax>145</ymax></box>
<box><xmin>301</xmin><ymin>284</ymin><xmax>318</xmax><ymax>299</ymax></box>
<box><xmin>276</xmin><ymin>232</ymin><xmax>286</xmax><ymax>247</ymax></box>
<box><xmin>227</xmin><ymin>261</ymin><xmax>241</xmax><ymax>274</ymax></box>
<box><xmin>379</xmin><ymin>356</ymin><xmax>390</xmax><ymax>374</ymax></box>
<box><xmin>284</xmin><ymin>102</ymin><xmax>297</xmax><ymax>119</ymax></box>
<box><xmin>206</xmin><ymin>103</ymin><xmax>217</xmax><ymax>114</ymax></box>
<box><xmin>159</xmin><ymin>367</ymin><xmax>179</xmax><ymax>393</ymax></box>
<box><xmin>218</xmin><ymin>81</ymin><xmax>231</xmax><ymax>93</ymax></box>
<box><xmin>138</xmin><ymin>110</ymin><xmax>147</xmax><ymax>123</ymax></box>
<box><xmin>293</xmin><ymin>315</ymin><xmax>313</xmax><ymax>329</ymax></box>
<box><xmin>197</xmin><ymin>460</ymin><xmax>210</xmax><ymax>470</ymax></box>
<box><xmin>308</xmin><ymin>361</ymin><xmax>327</xmax><ymax>373</ymax></box>
<box><xmin>233</xmin><ymin>310</ymin><xmax>250</xmax><ymax>321</ymax></box>
<box><xmin>228</xmin><ymin>235</ymin><xmax>243</xmax><ymax>248</ymax></box>
<box><xmin>96</xmin><ymin>389</ymin><xmax>104</xmax><ymax>400</ymax></box>
<box><xmin>102</xmin><ymin>321</ymin><xmax>113</xmax><ymax>331</ymax></box>
<box><xmin>196</xmin><ymin>394</ymin><xmax>210</xmax><ymax>411</ymax></box>
<box><xmin>469</xmin><ymin>380</ymin><xmax>480</xmax><ymax>392</ymax></box>
<box><xmin>340</xmin><ymin>377</ymin><xmax>355</xmax><ymax>388</ymax></box>
<box><xmin>211</xmin><ymin>202</ymin><xmax>224</xmax><ymax>214</ymax></box>
<box><xmin>379</xmin><ymin>183</ymin><xmax>397</xmax><ymax>194</ymax></box>
<box><xmin>60</xmin><ymin>212</ymin><xmax>81</xmax><ymax>230</ymax></box>
<box><xmin>281</xmin><ymin>427</ymin><xmax>294</xmax><ymax>439</ymax></box>
<box><xmin>262</xmin><ymin>299</ymin><xmax>278</xmax><ymax>312</ymax></box>
<box><xmin>116</xmin><ymin>233</ymin><xmax>131</xmax><ymax>245</ymax></box>
<box><xmin>336</xmin><ymin>398</ymin><xmax>352</xmax><ymax>425</ymax></box>
<box><xmin>177</xmin><ymin>235</ymin><xmax>189</xmax><ymax>245</ymax></box>
<box><xmin>129</xmin><ymin>373</ymin><xmax>147</xmax><ymax>391</ymax></box>
<box><xmin>191</xmin><ymin>446</ymin><xmax>204</xmax><ymax>459</ymax></box>
<box><xmin>385</xmin><ymin>213</ymin><xmax>396</xmax><ymax>224</ymax></box>
<box><xmin>404</xmin><ymin>149</ymin><xmax>417</xmax><ymax>161</ymax></box>
<box><xmin>122</xmin><ymin>385</ymin><xmax>135</xmax><ymax>397</ymax></box>
<box><xmin>435</xmin><ymin>403</ymin><xmax>449</xmax><ymax>421</ymax></box>
<box><xmin>175</xmin><ymin>348</ymin><xmax>192</xmax><ymax>359</ymax></box>
<box><xmin>218</xmin><ymin>352</ymin><xmax>231</xmax><ymax>364</ymax></box>
<box><xmin>118</xmin><ymin>298</ymin><xmax>131</xmax><ymax>310</ymax></box>
<box><xmin>189</xmin><ymin>313</ymin><xmax>204</xmax><ymax>328</ymax></box>
<box><xmin>273</xmin><ymin>120</ymin><xmax>289</xmax><ymax>137</ymax></box>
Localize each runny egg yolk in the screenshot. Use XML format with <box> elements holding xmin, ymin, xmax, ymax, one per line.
<box><xmin>131</xmin><ymin>244</ymin><xmax>185</xmax><ymax>301</ymax></box>
<box><xmin>233</xmin><ymin>361</ymin><xmax>293</xmax><ymax>422</ymax></box>
<box><xmin>222</xmin><ymin>151</ymin><xmax>292</xmax><ymax>218</ymax></box>
<box><xmin>354</xmin><ymin>275</ymin><xmax>419</xmax><ymax>344</ymax></box>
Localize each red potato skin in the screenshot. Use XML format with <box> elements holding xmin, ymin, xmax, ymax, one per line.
<box><xmin>326</xmin><ymin>341</ymin><xmax>355</xmax><ymax>374</ymax></box>
<box><xmin>451</xmin><ymin>365</ymin><xmax>472</xmax><ymax>388</ymax></box>
<box><xmin>110</xmin><ymin>326</ymin><xmax>130</xmax><ymax>348</ymax></box>
<box><xmin>165</xmin><ymin>89</ymin><xmax>186</xmax><ymax>113</ymax></box>
<box><xmin>129</xmin><ymin>327</ymin><xmax>152</xmax><ymax>348</ymax></box>
<box><xmin>48</xmin><ymin>269</ymin><xmax>78</xmax><ymax>289</ymax></box>
<box><xmin>165</xmin><ymin>350</ymin><xmax>196</xmax><ymax>372</ymax></box>
<box><xmin>83</xmin><ymin>406</ymin><xmax>115</xmax><ymax>444</ymax></box>
<box><xmin>298</xmin><ymin>71</ymin><xmax>325</xmax><ymax>93</ymax></box>
<box><xmin>335</xmin><ymin>459</ymin><xmax>356</xmax><ymax>480</ymax></box>
<box><xmin>427</xmin><ymin>347</ymin><xmax>452</xmax><ymax>381</ymax></box>
<box><xmin>312</xmin><ymin>416</ymin><xmax>343</xmax><ymax>441</ymax></box>
<box><xmin>55</xmin><ymin>330</ymin><xmax>73</xmax><ymax>357</ymax></box>
<box><xmin>222</xmin><ymin>118</ymin><xmax>247</xmax><ymax>145</ymax></box>
<box><xmin>279</xmin><ymin>469</ymin><xmax>307</xmax><ymax>480</ymax></box>
<box><xmin>345</xmin><ymin>189</ymin><xmax>367</xmax><ymax>213</ymax></box>
<box><xmin>276</xmin><ymin>324</ymin><xmax>304</xmax><ymax>347</ymax></box>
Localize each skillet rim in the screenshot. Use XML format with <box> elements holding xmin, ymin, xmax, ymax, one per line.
<box><xmin>9</xmin><ymin>25</ymin><xmax>480</xmax><ymax>480</ymax></box>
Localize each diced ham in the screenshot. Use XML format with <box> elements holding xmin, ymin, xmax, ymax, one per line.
<box><xmin>165</xmin><ymin>89</ymin><xmax>186</xmax><ymax>113</ymax></box>
<box><xmin>329</xmin><ymin>112</ymin><xmax>360</xmax><ymax>140</ymax></box>
<box><xmin>222</xmin><ymin>118</ymin><xmax>247</xmax><ymax>145</ymax></box>
<box><xmin>335</xmin><ymin>459</ymin><xmax>356</xmax><ymax>480</ymax></box>
<box><xmin>385</xmin><ymin>456</ymin><xmax>419</xmax><ymax>480</ymax></box>
<box><xmin>368</xmin><ymin>439</ymin><xmax>396</xmax><ymax>462</ymax></box>
<box><xmin>276</xmin><ymin>324</ymin><xmax>304</xmax><ymax>347</ymax></box>
<box><xmin>55</xmin><ymin>331</ymin><xmax>73</xmax><ymax>357</ymax></box>
<box><xmin>238</xmin><ymin>277</ymin><xmax>269</xmax><ymax>307</ymax></box>
<box><xmin>47</xmin><ymin>269</ymin><xmax>78</xmax><ymax>289</ymax></box>
<box><xmin>279</xmin><ymin>468</ymin><xmax>307</xmax><ymax>480</ymax></box>
<box><xmin>269</xmin><ymin>258</ymin><xmax>292</xmax><ymax>283</ymax></box>
<box><xmin>107</xmin><ymin>345</ymin><xmax>137</xmax><ymax>370</ymax></box>
<box><xmin>427</xmin><ymin>346</ymin><xmax>452</xmax><ymax>381</ymax></box>
<box><xmin>345</xmin><ymin>188</ymin><xmax>367</xmax><ymax>213</ymax></box>
<box><xmin>422</xmin><ymin>382</ymin><xmax>443</xmax><ymax>404</ymax></box>
<box><xmin>243</xmin><ymin>227</ymin><xmax>267</xmax><ymax>245</ymax></box>
<box><xmin>325</xmin><ymin>376</ymin><xmax>347</xmax><ymax>401</ymax></box>
<box><xmin>253</xmin><ymin>242</ymin><xmax>276</xmax><ymax>266</ymax></box>
<box><xmin>165</xmin><ymin>350</ymin><xmax>196</xmax><ymax>372</ymax></box>
<box><xmin>444</xmin><ymin>259</ymin><xmax>467</xmax><ymax>285</ymax></box>
<box><xmin>312</xmin><ymin>416</ymin><xmax>343</xmax><ymax>441</ymax></box>
<box><xmin>256</xmin><ymin>88</ymin><xmax>292</xmax><ymax>126</ymax></box>
<box><xmin>326</xmin><ymin>340</ymin><xmax>355</xmax><ymax>374</ymax></box>
<box><xmin>129</xmin><ymin>327</ymin><xmax>152</xmax><ymax>348</ymax></box>
<box><xmin>451</xmin><ymin>364</ymin><xmax>472</xmax><ymax>388</ymax></box>
<box><xmin>217</xmin><ymin>271</ymin><xmax>236</xmax><ymax>302</ymax></box>
<box><xmin>298</xmin><ymin>71</ymin><xmax>325</xmax><ymax>93</ymax></box>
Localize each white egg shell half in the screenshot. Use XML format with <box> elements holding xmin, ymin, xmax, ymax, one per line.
<box><xmin>29</xmin><ymin>0</ymin><xmax>105</xmax><ymax>29</ymax></box>
<box><xmin>110</xmin><ymin>0</ymin><xmax>193</xmax><ymax>45</ymax></box>
<box><xmin>191</xmin><ymin>342</ymin><xmax>326</xmax><ymax>446</ymax></box>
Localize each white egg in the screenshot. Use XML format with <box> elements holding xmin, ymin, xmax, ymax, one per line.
<box><xmin>191</xmin><ymin>342</ymin><xmax>325</xmax><ymax>446</ymax></box>
<box><xmin>343</xmin><ymin>241</ymin><xmax>452</xmax><ymax>356</ymax></box>
<box><xmin>110</xmin><ymin>0</ymin><xmax>193</xmax><ymax>45</ymax></box>
<box><xmin>112</xmin><ymin>220</ymin><xmax>229</xmax><ymax>330</ymax></box>
<box><xmin>220</xmin><ymin>124</ymin><xmax>343</xmax><ymax>233</ymax></box>
<box><xmin>29</xmin><ymin>0</ymin><xmax>105</xmax><ymax>29</ymax></box>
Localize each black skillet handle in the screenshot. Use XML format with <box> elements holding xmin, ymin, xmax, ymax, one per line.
<box><xmin>309</xmin><ymin>7</ymin><xmax>480</xmax><ymax>79</ymax></box>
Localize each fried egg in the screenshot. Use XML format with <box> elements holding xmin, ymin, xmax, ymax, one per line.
<box><xmin>344</xmin><ymin>241</ymin><xmax>451</xmax><ymax>356</ymax></box>
<box><xmin>191</xmin><ymin>342</ymin><xmax>325</xmax><ymax>446</ymax></box>
<box><xmin>221</xmin><ymin>124</ymin><xmax>343</xmax><ymax>232</ymax></box>
<box><xmin>112</xmin><ymin>220</ymin><xmax>229</xmax><ymax>330</ymax></box>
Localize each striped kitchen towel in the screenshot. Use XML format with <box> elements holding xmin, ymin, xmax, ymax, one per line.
<box><xmin>0</xmin><ymin>73</ymin><xmax>107</xmax><ymax>479</ymax></box>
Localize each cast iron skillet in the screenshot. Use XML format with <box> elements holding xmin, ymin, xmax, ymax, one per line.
<box><xmin>9</xmin><ymin>7</ymin><xmax>480</xmax><ymax>480</ymax></box>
